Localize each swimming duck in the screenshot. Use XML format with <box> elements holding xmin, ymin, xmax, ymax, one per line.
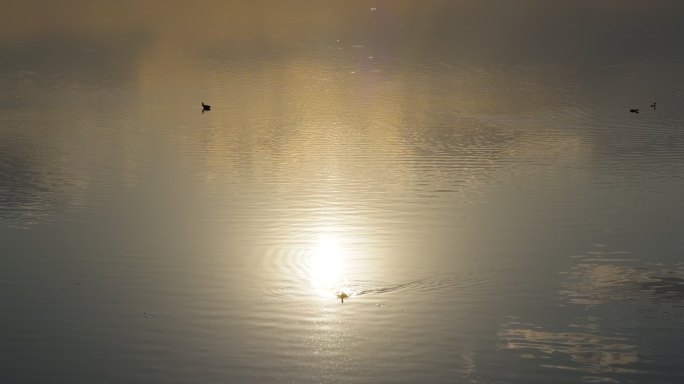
<box><xmin>337</xmin><ymin>292</ymin><xmax>349</xmax><ymax>303</ymax></box>
<box><xmin>630</xmin><ymin>108</ymin><xmax>639</xmax><ymax>113</ymax></box>
<box><xmin>202</xmin><ymin>102</ymin><xmax>211</xmax><ymax>112</ymax></box>
<box><xmin>651</xmin><ymin>102</ymin><xmax>657</xmax><ymax>109</ymax></box>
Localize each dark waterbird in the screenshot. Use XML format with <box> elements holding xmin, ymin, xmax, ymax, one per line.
<box><xmin>630</xmin><ymin>108</ymin><xmax>639</xmax><ymax>114</ymax></box>
<box><xmin>337</xmin><ymin>292</ymin><xmax>349</xmax><ymax>303</ymax></box>
<box><xmin>651</xmin><ymin>102</ymin><xmax>657</xmax><ymax>109</ymax></box>
<box><xmin>202</xmin><ymin>102</ymin><xmax>211</xmax><ymax>112</ymax></box>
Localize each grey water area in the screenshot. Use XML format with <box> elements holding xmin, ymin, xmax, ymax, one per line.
<box><xmin>2</xmin><ymin>1</ymin><xmax>684</xmax><ymax>383</ymax></box>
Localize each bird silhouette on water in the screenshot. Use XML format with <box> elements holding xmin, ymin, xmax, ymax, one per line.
<box><xmin>202</xmin><ymin>102</ymin><xmax>211</xmax><ymax>112</ymax></box>
<box><xmin>651</xmin><ymin>102</ymin><xmax>657</xmax><ymax>109</ymax></box>
<box><xmin>630</xmin><ymin>108</ymin><xmax>639</xmax><ymax>114</ymax></box>
<box><xmin>337</xmin><ymin>292</ymin><xmax>349</xmax><ymax>303</ymax></box>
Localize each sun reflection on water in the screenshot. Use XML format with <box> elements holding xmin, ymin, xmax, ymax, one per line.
<box><xmin>307</xmin><ymin>234</ymin><xmax>351</xmax><ymax>299</ymax></box>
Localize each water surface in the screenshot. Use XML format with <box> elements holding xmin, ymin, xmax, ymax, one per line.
<box><xmin>2</xmin><ymin>1</ymin><xmax>684</xmax><ymax>383</ymax></box>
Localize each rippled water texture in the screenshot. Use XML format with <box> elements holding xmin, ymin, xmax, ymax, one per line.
<box><xmin>2</xmin><ymin>1</ymin><xmax>684</xmax><ymax>383</ymax></box>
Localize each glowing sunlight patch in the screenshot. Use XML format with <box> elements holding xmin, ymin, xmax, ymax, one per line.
<box><xmin>308</xmin><ymin>235</ymin><xmax>346</xmax><ymax>298</ymax></box>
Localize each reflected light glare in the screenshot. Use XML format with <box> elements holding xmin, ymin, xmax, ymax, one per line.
<box><xmin>308</xmin><ymin>235</ymin><xmax>346</xmax><ymax>298</ymax></box>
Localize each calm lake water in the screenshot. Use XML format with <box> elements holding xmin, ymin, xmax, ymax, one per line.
<box><xmin>2</xmin><ymin>1</ymin><xmax>684</xmax><ymax>383</ymax></box>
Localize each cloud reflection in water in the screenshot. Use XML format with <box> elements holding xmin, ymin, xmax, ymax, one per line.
<box><xmin>498</xmin><ymin>245</ymin><xmax>684</xmax><ymax>381</ymax></box>
<box><xmin>498</xmin><ymin>327</ymin><xmax>640</xmax><ymax>375</ymax></box>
